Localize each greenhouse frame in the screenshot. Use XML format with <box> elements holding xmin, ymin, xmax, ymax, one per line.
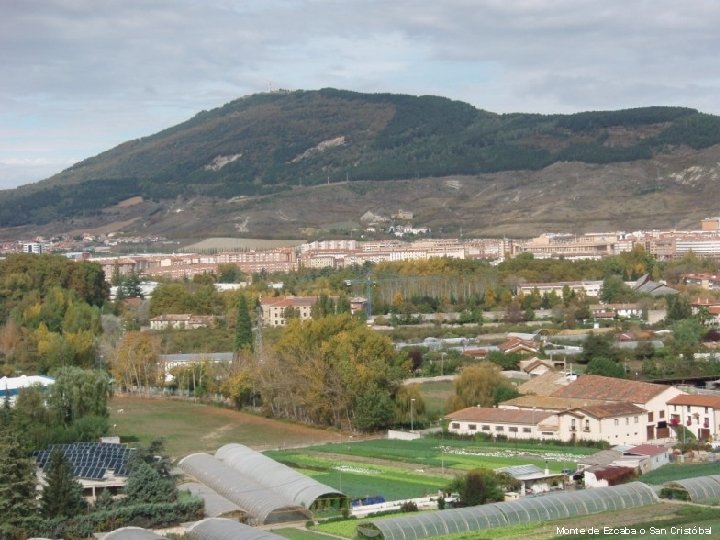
<box><xmin>186</xmin><ymin>518</ymin><xmax>287</xmax><ymax>540</ymax></box>
<box><xmin>663</xmin><ymin>475</ymin><xmax>720</xmax><ymax>505</ymax></box>
<box><xmin>179</xmin><ymin>481</ymin><xmax>245</xmax><ymax>518</ymax></box>
<box><xmin>215</xmin><ymin>443</ymin><xmax>344</xmax><ymax>510</ymax></box>
<box><xmin>357</xmin><ymin>482</ymin><xmax>658</xmax><ymax>540</ymax></box>
<box><xmin>178</xmin><ymin>452</ymin><xmax>310</xmax><ymax>524</ymax></box>
<box><xmin>100</xmin><ymin>527</ymin><xmax>166</xmax><ymax>540</ymax></box>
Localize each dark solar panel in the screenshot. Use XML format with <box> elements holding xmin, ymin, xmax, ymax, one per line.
<box><xmin>35</xmin><ymin>442</ymin><xmax>132</xmax><ymax>479</ymax></box>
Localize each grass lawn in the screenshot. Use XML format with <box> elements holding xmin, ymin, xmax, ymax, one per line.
<box><xmin>108</xmin><ymin>395</ymin><xmax>340</xmax><ymax>459</ymax></box>
<box><xmin>640</xmin><ymin>462</ymin><xmax>720</xmax><ymax>485</ymax></box>
<box><xmin>415</xmin><ymin>380</ymin><xmax>454</xmax><ymax>419</ymax></box>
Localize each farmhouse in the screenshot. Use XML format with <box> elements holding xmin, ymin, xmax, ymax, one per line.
<box><xmin>666</xmin><ymin>393</ymin><xmax>720</xmax><ymax>441</ymax></box>
<box><xmin>550</xmin><ymin>375</ymin><xmax>684</xmax><ymax>441</ymax></box>
<box><xmin>445</xmin><ymin>407</ymin><xmax>557</xmax><ymax>440</ymax></box>
<box><xmin>149</xmin><ymin>314</ymin><xmax>217</xmax><ymax>330</ymax></box>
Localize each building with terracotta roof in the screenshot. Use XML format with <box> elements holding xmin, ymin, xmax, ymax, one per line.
<box><xmin>551</xmin><ymin>375</ymin><xmax>684</xmax><ymax>441</ymax></box>
<box><xmin>445</xmin><ymin>406</ymin><xmax>554</xmax><ymax>439</ymax></box>
<box><xmin>667</xmin><ymin>394</ymin><xmax>720</xmax><ymax>441</ymax></box>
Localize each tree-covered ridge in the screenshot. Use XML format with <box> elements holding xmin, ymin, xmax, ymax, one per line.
<box><xmin>0</xmin><ymin>254</ymin><xmax>108</xmax><ymax>374</ymax></box>
<box><xmin>2</xmin><ymin>89</ymin><xmax>720</xmax><ymax>227</ymax></box>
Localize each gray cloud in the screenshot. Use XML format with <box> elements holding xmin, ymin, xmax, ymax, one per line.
<box><xmin>1</xmin><ymin>0</ymin><xmax>719</xmax><ymax>188</ymax></box>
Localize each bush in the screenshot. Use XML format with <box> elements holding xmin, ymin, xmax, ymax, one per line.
<box><xmin>400</xmin><ymin>500</ymin><xmax>418</xmax><ymax>512</ymax></box>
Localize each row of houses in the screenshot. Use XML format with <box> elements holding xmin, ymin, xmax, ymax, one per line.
<box><xmin>446</xmin><ymin>374</ymin><xmax>720</xmax><ymax>445</ymax></box>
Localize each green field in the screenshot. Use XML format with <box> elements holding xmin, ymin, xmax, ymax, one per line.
<box><xmin>640</xmin><ymin>462</ymin><xmax>720</xmax><ymax>485</ymax></box>
<box><xmin>267</xmin><ymin>437</ymin><xmax>599</xmax><ymax>502</ymax></box>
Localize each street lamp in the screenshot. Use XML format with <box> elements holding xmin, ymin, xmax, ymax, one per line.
<box><xmin>440</xmin><ymin>352</ymin><xmax>446</xmax><ymax>376</ymax></box>
<box><xmin>410</xmin><ymin>398</ymin><xmax>416</xmax><ymax>432</ymax></box>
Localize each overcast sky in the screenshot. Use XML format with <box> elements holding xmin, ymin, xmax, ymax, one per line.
<box><xmin>2</xmin><ymin>0</ymin><xmax>720</xmax><ymax>189</ymax></box>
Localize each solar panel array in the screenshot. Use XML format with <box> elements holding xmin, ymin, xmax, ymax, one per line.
<box><xmin>34</xmin><ymin>442</ymin><xmax>133</xmax><ymax>480</ymax></box>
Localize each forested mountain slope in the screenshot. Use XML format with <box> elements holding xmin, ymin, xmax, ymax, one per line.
<box><xmin>2</xmin><ymin>89</ymin><xmax>720</xmax><ymax>237</ymax></box>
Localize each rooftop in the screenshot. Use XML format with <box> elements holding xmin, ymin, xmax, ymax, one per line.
<box><xmin>667</xmin><ymin>394</ymin><xmax>720</xmax><ymax>409</ymax></box>
<box><xmin>551</xmin><ymin>375</ymin><xmax>671</xmax><ymax>404</ymax></box>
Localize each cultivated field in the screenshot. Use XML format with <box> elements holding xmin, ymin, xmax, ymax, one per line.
<box><xmin>108</xmin><ymin>396</ymin><xmax>341</xmax><ymax>458</ymax></box>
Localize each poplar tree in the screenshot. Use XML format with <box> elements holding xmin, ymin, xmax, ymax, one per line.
<box><xmin>234</xmin><ymin>295</ymin><xmax>253</xmax><ymax>352</ymax></box>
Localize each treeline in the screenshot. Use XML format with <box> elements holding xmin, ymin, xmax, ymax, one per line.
<box><xmin>0</xmin><ymin>254</ymin><xmax>108</xmax><ymax>374</ymax></box>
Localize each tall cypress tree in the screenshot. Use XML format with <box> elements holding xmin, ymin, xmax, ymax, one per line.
<box><xmin>0</xmin><ymin>430</ymin><xmax>38</xmax><ymax>537</ymax></box>
<box><xmin>40</xmin><ymin>448</ymin><xmax>86</xmax><ymax>519</ymax></box>
<box><xmin>235</xmin><ymin>295</ymin><xmax>253</xmax><ymax>352</ymax></box>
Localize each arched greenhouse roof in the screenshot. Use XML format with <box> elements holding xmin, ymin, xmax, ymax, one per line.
<box><xmin>357</xmin><ymin>482</ymin><xmax>658</xmax><ymax>540</ymax></box>
<box><xmin>179</xmin><ymin>482</ymin><xmax>245</xmax><ymax>518</ymax></box>
<box><xmin>215</xmin><ymin>443</ymin><xmax>344</xmax><ymax>509</ymax></box>
<box><xmin>178</xmin><ymin>452</ymin><xmax>310</xmax><ymax>524</ymax></box>
<box><xmin>100</xmin><ymin>527</ymin><xmax>166</xmax><ymax>540</ymax></box>
<box><xmin>664</xmin><ymin>475</ymin><xmax>720</xmax><ymax>504</ymax></box>
<box><xmin>187</xmin><ymin>518</ymin><xmax>286</xmax><ymax>540</ymax></box>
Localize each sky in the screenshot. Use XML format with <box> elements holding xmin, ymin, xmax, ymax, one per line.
<box><xmin>2</xmin><ymin>0</ymin><xmax>720</xmax><ymax>189</ymax></box>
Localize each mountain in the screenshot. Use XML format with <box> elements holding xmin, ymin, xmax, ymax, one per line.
<box><xmin>3</xmin><ymin>88</ymin><xmax>720</xmax><ymax>239</ymax></box>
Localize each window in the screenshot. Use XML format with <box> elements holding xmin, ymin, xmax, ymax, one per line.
<box><xmin>634</xmin><ymin>416</ymin><xmax>639</xmax><ymax>423</ymax></box>
<box><xmin>496</xmin><ymin>426</ymin><xmax>504</xmax><ymax>432</ymax></box>
<box><xmin>584</xmin><ymin>419</ymin><xmax>590</xmax><ymax>432</ymax></box>
<box><xmin>648</xmin><ymin>412</ymin><xmax>654</xmax><ymax>422</ymax></box>
<box><xmin>660</xmin><ymin>410</ymin><xmax>665</xmax><ymax>419</ymax></box>
<box><xmin>705</xmin><ymin>418</ymin><xmax>710</xmax><ymax>428</ymax></box>
<box><xmin>451</xmin><ymin>422</ymin><xmax>460</xmax><ymax>429</ymax></box>
<box><xmin>614</xmin><ymin>419</ymin><xmax>619</xmax><ymax>426</ymax></box>
<box><xmin>542</xmin><ymin>432</ymin><xmax>553</xmax><ymax>436</ymax></box>
<box><xmin>522</xmin><ymin>427</ymin><xmax>532</xmax><ymax>433</ymax></box>
<box><xmin>571</xmin><ymin>419</ymin><xmax>576</xmax><ymax>431</ymax></box>
<box><xmin>705</xmin><ymin>407</ymin><xmax>709</xmax><ymax>414</ymax></box>
<box><xmin>687</xmin><ymin>405</ymin><xmax>691</xmax><ymax>412</ymax></box>
<box><xmin>469</xmin><ymin>424</ymin><xmax>477</xmax><ymax>431</ymax></box>
<box><xmin>626</xmin><ymin>418</ymin><xmax>630</xmax><ymax>425</ymax></box>
<box><xmin>509</xmin><ymin>427</ymin><xmax>518</xmax><ymax>433</ymax></box>
<box><xmin>482</xmin><ymin>425</ymin><xmax>490</xmax><ymax>431</ymax></box>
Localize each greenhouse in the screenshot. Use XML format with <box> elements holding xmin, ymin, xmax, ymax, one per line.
<box><xmin>357</xmin><ymin>482</ymin><xmax>658</xmax><ymax>540</ymax></box>
<box><xmin>178</xmin><ymin>452</ymin><xmax>311</xmax><ymax>524</ymax></box>
<box><xmin>187</xmin><ymin>518</ymin><xmax>287</xmax><ymax>540</ymax></box>
<box><xmin>215</xmin><ymin>443</ymin><xmax>345</xmax><ymax>510</ymax></box>
<box><xmin>179</xmin><ymin>481</ymin><xmax>245</xmax><ymax>518</ymax></box>
<box><xmin>662</xmin><ymin>475</ymin><xmax>720</xmax><ymax>505</ymax></box>
<box><xmin>100</xmin><ymin>527</ymin><xmax>166</xmax><ymax>540</ymax></box>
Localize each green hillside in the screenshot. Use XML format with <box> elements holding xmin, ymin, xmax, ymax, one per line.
<box><xmin>2</xmin><ymin>89</ymin><xmax>720</xmax><ymax>229</ymax></box>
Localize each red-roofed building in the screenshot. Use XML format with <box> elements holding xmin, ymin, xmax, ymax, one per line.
<box><xmin>551</xmin><ymin>375</ymin><xmax>684</xmax><ymax>441</ymax></box>
<box><xmin>667</xmin><ymin>394</ymin><xmax>720</xmax><ymax>441</ymax></box>
<box><xmin>445</xmin><ymin>406</ymin><xmax>555</xmax><ymax>440</ymax></box>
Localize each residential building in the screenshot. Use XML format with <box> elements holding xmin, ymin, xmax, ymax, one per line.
<box><xmin>517</xmin><ymin>281</ymin><xmax>603</xmax><ymax>298</ymax></box>
<box><xmin>0</xmin><ymin>375</ymin><xmax>54</xmax><ymax>406</ymax></box>
<box><xmin>666</xmin><ymin>394</ymin><xmax>720</xmax><ymax>441</ymax></box>
<box><xmin>260</xmin><ymin>295</ymin><xmax>319</xmax><ymax>326</ymax></box>
<box><xmin>550</xmin><ymin>375</ymin><xmax>685</xmax><ymax>441</ymax></box>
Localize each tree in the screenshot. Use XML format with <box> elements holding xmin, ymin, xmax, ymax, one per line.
<box><xmin>585</xmin><ymin>356</ymin><xmax>625</xmax><ymax>378</ymax></box>
<box><xmin>672</xmin><ymin>318</ymin><xmax>703</xmax><ymax>362</ymax></box>
<box><xmin>0</xmin><ymin>430</ymin><xmax>38</xmax><ymax>536</ymax></box>
<box><xmin>600</xmin><ymin>275</ymin><xmax>634</xmax><ymax>303</ymax></box>
<box><xmin>354</xmin><ymin>385</ymin><xmax>395</xmax><ymax>431</ymax></box>
<box><xmin>40</xmin><ymin>448</ymin><xmax>86</xmax><ymax>519</ymax></box>
<box><xmin>124</xmin><ymin>460</ymin><xmax>175</xmax><ymax>504</ymax></box>
<box><xmin>447</xmin><ymin>363</ymin><xmax>517</xmax><ymax>411</ymax></box>
<box><xmin>579</xmin><ymin>332</ymin><xmax>618</xmax><ymax>364</ymax></box>
<box><xmin>447</xmin><ymin>468</ymin><xmax>513</xmax><ymax>507</ymax></box>
<box><xmin>666</xmin><ymin>295</ymin><xmax>692</xmax><ymax>322</ymax></box>
<box><xmin>46</xmin><ymin>367</ymin><xmax>110</xmax><ymax>425</ymax></box>
<box><xmin>234</xmin><ymin>295</ymin><xmax>253</xmax><ymax>352</ymax></box>
<box><xmin>113</xmin><ymin>332</ymin><xmax>161</xmax><ymax>392</ymax></box>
